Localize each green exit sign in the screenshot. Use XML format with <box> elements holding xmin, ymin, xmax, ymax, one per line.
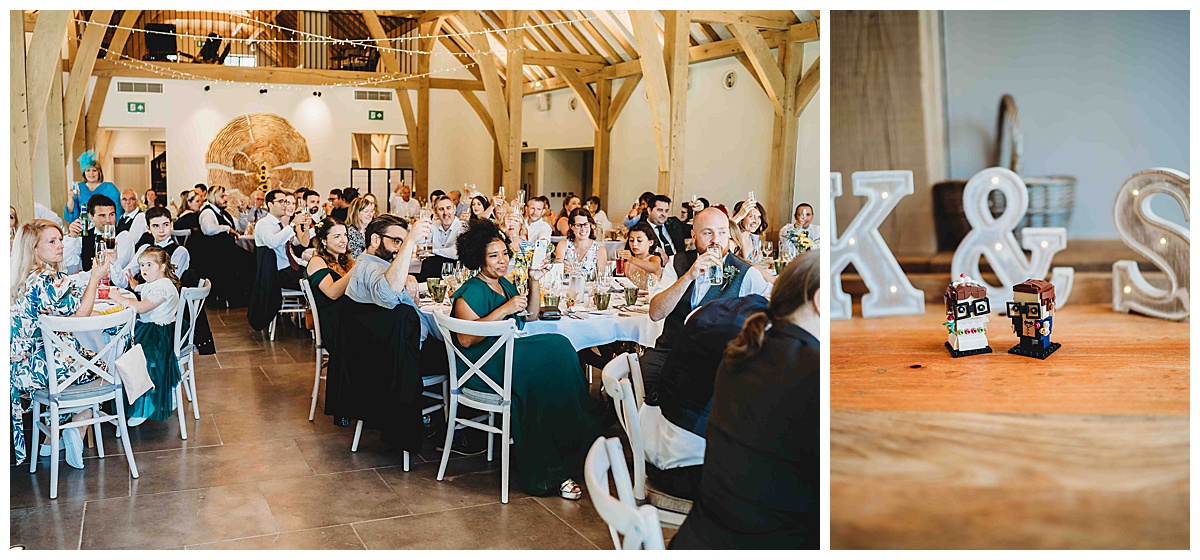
<box><xmin>368</xmin><ymin>110</ymin><xmax>384</xmax><ymax>120</ymax></box>
<box><xmin>127</xmin><ymin>102</ymin><xmax>146</xmax><ymax>113</ymax></box>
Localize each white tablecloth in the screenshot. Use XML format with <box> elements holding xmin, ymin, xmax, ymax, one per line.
<box><xmin>417</xmin><ymin>302</ymin><xmax>661</xmax><ymax>351</ymax></box>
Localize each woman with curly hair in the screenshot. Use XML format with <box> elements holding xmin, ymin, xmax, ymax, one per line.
<box><xmin>305</xmin><ymin>218</ymin><xmax>356</xmax><ymax>350</ymax></box>
<box><xmin>450</xmin><ymin>220</ymin><xmax>602</xmax><ymax>500</ymax></box>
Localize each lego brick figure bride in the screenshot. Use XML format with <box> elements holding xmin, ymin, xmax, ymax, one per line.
<box><xmin>943</xmin><ymin>274</ymin><xmax>992</xmax><ymax>357</ymax></box>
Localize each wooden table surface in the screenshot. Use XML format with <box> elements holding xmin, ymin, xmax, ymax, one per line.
<box><xmin>831</xmin><ymin>305</ymin><xmax>1190</xmax><ymax>549</ymax></box>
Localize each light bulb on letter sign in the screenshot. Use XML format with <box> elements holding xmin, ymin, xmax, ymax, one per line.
<box><xmin>1112</xmin><ymin>168</ymin><xmax>1190</xmax><ymax>321</ymax></box>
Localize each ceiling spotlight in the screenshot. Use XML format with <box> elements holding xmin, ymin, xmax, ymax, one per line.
<box><xmin>259</xmin><ymin>88</ymin><xmax>267</xmax><ymax>94</ymax></box>
<box><xmin>204</xmin><ymin>85</ymin><xmax>210</xmax><ymax>91</ymax></box>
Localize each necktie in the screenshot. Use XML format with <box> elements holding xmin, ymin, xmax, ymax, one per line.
<box><xmin>658</xmin><ymin>225</ymin><xmax>675</xmax><ymax>256</ymax></box>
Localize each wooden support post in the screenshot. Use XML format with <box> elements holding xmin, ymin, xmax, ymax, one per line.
<box><xmin>505</xmin><ymin>11</ymin><xmax>529</xmax><ymax>193</ymax></box>
<box><xmin>24</xmin><ymin>10</ymin><xmax>71</xmax><ymax>161</ymax></box>
<box><xmin>48</xmin><ymin>56</ymin><xmax>68</xmax><ymax>215</ymax></box>
<box><xmin>414</xmin><ymin>20</ymin><xmax>437</xmax><ymax>200</ymax></box>
<box><xmin>664</xmin><ymin>10</ymin><xmax>690</xmax><ymax>202</ymax></box>
<box><xmin>607</xmin><ymin>75</ymin><xmax>642</xmax><ymax>132</ymax></box>
<box><xmin>461</xmin><ymin>11</ymin><xmax>509</xmax><ymax>177</ymax></box>
<box><xmin>593</xmin><ymin>78</ymin><xmax>612</xmax><ymax>208</ymax></box>
<box><xmin>629</xmin><ymin>11</ymin><xmax>672</xmax><ymax>186</ymax></box>
<box><xmin>729</xmin><ymin>22</ymin><xmax>787</xmax><ymax>116</ymax></box>
<box><xmin>62</xmin><ymin>10</ymin><xmax>113</xmax><ymax>164</ymax></box>
<box><xmin>766</xmin><ymin>39</ymin><xmax>804</xmax><ymax>232</ymax></box>
<box><xmin>80</xmin><ymin>9</ymin><xmax>141</xmax><ymax>183</ymax></box>
<box><xmin>11</xmin><ymin>11</ymin><xmax>35</xmax><ymax>220</ymax></box>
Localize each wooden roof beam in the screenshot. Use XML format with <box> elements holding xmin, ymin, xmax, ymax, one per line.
<box><xmin>568</xmin><ymin>9</ymin><xmax>624</xmax><ymax>63</ymax></box>
<box><xmin>61</xmin><ymin>10</ymin><xmax>113</xmax><ymax>157</ymax></box>
<box><xmin>524</xmin><ymin>51</ymin><xmax>607</xmax><ymax>71</ymax></box>
<box><xmin>556</xmin><ymin>68</ymin><xmax>601</xmax><ymax>129</ymax></box>
<box><xmin>551</xmin><ymin>10</ymin><xmax>607</xmax><ymax>60</ymax></box>
<box><xmin>629</xmin><ymin>11</ymin><xmax>671</xmax><ymax>171</ymax></box>
<box><xmin>728</xmin><ymin>23</ymin><xmax>787</xmax><ymax>115</ymax></box>
<box><xmin>691</xmin><ymin>10</ymin><xmax>800</xmax><ymax>30</ymax></box>
<box><xmin>534</xmin><ymin>11</ymin><xmax>582</xmax><ymax>55</ymax></box>
<box><xmin>459</xmin><ymin>10</ymin><xmax>510</xmax><ymax>166</ymax></box>
<box><xmin>607</xmin><ymin>74</ymin><xmax>642</xmax><ymax>132</ymax></box>
<box><xmin>795</xmin><ymin>55</ymin><xmax>819</xmax><ymax>116</ymax></box>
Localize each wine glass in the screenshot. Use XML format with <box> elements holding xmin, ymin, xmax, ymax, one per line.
<box><xmin>762</xmin><ymin>241</ymin><xmax>774</xmax><ymax>261</ymax></box>
<box><xmin>441</xmin><ymin>262</ymin><xmax>455</xmax><ymax>282</ymax></box>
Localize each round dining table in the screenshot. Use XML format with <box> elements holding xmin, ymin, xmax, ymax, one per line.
<box><xmin>416</xmin><ymin>299</ymin><xmax>661</xmax><ymax>351</ymax></box>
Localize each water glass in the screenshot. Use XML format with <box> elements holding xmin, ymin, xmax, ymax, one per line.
<box><xmin>593</xmin><ymin>292</ymin><xmax>611</xmax><ymax>311</ymax></box>
<box><xmin>706</xmin><ymin>246</ymin><xmax>724</xmax><ymax>285</ymax></box>
<box><xmin>430</xmin><ymin>283</ymin><xmax>448</xmax><ymax>303</ymax></box>
<box><xmin>645</xmin><ymin>273</ymin><xmax>659</xmax><ymax>294</ymax></box>
<box><xmin>624</xmin><ymin>286</ymin><xmax>639</xmax><ymax>307</ymax></box>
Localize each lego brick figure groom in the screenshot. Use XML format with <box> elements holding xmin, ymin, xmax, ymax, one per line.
<box><xmin>1008</xmin><ymin>278</ymin><xmax>1060</xmax><ymax>359</ymax></box>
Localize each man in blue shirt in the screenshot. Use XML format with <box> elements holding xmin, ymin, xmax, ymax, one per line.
<box><xmin>345</xmin><ymin>213</ymin><xmax>436</xmax><ymax>339</ymax></box>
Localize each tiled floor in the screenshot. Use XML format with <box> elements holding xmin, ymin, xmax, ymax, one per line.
<box><xmin>11</xmin><ymin>306</ymin><xmax>653</xmax><ymax>550</ymax></box>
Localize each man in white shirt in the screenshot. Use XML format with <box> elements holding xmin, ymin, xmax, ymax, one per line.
<box><xmin>524</xmin><ymin>196</ymin><xmax>552</xmax><ymax>244</ymax></box>
<box><xmin>390</xmin><ymin>184</ymin><xmax>421</xmax><ymax>217</ymax></box>
<box><xmin>778</xmin><ymin>202</ymin><xmax>820</xmax><ymax>253</ymax></box>
<box><xmin>112</xmin><ymin>207</ymin><xmax>190</xmax><ymax>288</ymax></box>
<box><xmin>644</xmin><ymin>208</ymin><xmax>772</xmax><ymax>392</ymax></box>
<box><xmin>62</xmin><ymin>194</ymin><xmax>118</xmax><ymax>274</ymax></box>
<box><xmin>302</xmin><ymin>190</ymin><xmax>327</xmax><ymax>222</ymax></box>
<box><xmin>417</xmin><ymin>196</ymin><xmax>464</xmax><ymax>281</ymax></box>
<box><xmin>114</xmin><ymin>189</ymin><xmax>148</xmax><ymax>269</ymax></box>
<box><xmin>254</xmin><ymin>189</ymin><xmax>311</xmax><ymax>289</ymax></box>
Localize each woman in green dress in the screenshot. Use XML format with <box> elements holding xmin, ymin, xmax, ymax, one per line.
<box><xmin>305</xmin><ymin>219</ymin><xmax>356</xmax><ymax>349</ymax></box>
<box><xmin>451</xmin><ymin>220</ymin><xmax>602</xmax><ymax>500</ymax></box>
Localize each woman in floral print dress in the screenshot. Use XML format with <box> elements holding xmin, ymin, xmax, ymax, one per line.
<box><xmin>10</xmin><ymin>219</ymin><xmax>113</xmax><ymax>468</ymax></box>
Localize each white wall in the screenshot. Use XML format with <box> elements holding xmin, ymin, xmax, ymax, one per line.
<box><xmin>541</xmin><ymin>149</ymin><xmax>587</xmax><ymax>212</ymax></box>
<box><xmin>99</xmin><ymin>78</ymin><xmax>405</xmax><ymax>201</ymax></box>
<box><xmin>943</xmin><ymin>11</ymin><xmax>1189</xmax><ymax>239</ymax></box>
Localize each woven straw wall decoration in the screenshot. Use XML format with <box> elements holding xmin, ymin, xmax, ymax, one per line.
<box><xmin>205</xmin><ymin>113</ymin><xmax>313</xmax><ymax>194</ymax></box>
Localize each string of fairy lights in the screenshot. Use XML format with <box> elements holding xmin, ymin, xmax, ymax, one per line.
<box><xmin>97</xmin><ymin>45</ymin><xmax>484</xmax><ymax>92</ymax></box>
<box><xmin>73</xmin><ymin>10</ymin><xmax>627</xmax><ymax>56</ymax></box>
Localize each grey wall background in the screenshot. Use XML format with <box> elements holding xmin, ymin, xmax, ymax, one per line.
<box><xmin>943</xmin><ymin>11</ymin><xmax>1189</xmax><ymax>240</ymax></box>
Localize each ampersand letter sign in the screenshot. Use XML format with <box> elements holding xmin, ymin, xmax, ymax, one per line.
<box><xmin>830</xmin><ymin>171</ymin><xmax>925</xmax><ymax>319</ymax></box>
<box><xmin>1112</xmin><ymin>168</ymin><xmax>1190</xmax><ymax>321</ymax></box>
<box><xmin>951</xmin><ymin>167</ymin><xmax>1074</xmax><ymax>308</ymax></box>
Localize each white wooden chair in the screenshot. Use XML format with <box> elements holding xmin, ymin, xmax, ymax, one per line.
<box><xmin>29</xmin><ymin>308</ymin><xmax>140</xmax><ymax>499</ymax></box>
<box><xmin>171</xmin><ymin>229</ymin><xmax>191</xmax><ymax>246</ymax></box>
<box><xmin>298</xmin><ymin>278</ymin><xmax>329</xmax><ymax>421</ymax></box>
<box><xmin>601</xmin><ymin>353</ymin><xmax>690</xmax><ymax>528</ymax></box>
<box><xmin>172</xmin><ymin>279</ymin><xmax>211</xmax><ymax>439</ymax></box>
<box><xmin>432</xmin><ymin>310</ymin><xmax>518</xmax><ymax>503</ymax></box>
<box><xmin>584</xmin><ymin>436</ymin><xmax>666</xmax><ymax>550</ymax></box>
<box><xmin>270</xmin><ymin>287</ymin><xmax>308</xmax><ymax>340</ymax></box>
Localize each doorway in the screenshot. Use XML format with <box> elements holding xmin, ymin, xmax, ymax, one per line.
<box><xmin>539</xmin><ymin>147</ymin><xmax>593</xmax><ymax>214</ymax></box>
<box><xmin>112</xmin><ymin>156</ymin><xmax>149</xmax><ymax>192</ymax></box>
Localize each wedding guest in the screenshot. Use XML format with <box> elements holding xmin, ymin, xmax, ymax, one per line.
<box><xmin>555</xmin><ymin>195</ymin><xmax>582</xmax><ymax>236</ymax></box>
<box><xmin>731</xmin><ymin>199</ymin><xmax>769</xmax><ymax>262</ymax></box>
<box><xmin>469</xmin><ymin>194</ymin><xmax>494</xmax><ymax>224</ymax></box>
<box><xmin>172</xmin><ymin>189</ymin><xmax>202</xmax><ymax>225</ymax></box>
<box><xmin>344</xmin><ymin>197</ymin><xmax>376</xmax><ymax>259</ymax></box>
<box><xmin>193</xmin><ymin>185</ymin><xmax>252</xmax><ymax>306</ymax></box>
<box><xmin>448</xmin><ymin>189</ymin><xmax>469</xmax><ymax>218</ymax></box>
<box><xmin>237</xmin><ymin>189</ymin><xmax>269</xmax><ymax>232</ymax></box>
<box><xmin>644</xmin><ymin>195</ymin><xmax>688</xmax><ymax>258</ymax></box>
<box><xmin>671</xmin><ymin>250</ymin><xmax>820</xmax><ymax>550</ymax></box>
<box><xmin>586</xmin><ymin>196</ymin><xmax>612</xmax><ymax>233</ymax></box>
<box><xmin>450</xmin><ymin>219</ymin><xmax>601</xmax><ymax>499</ymax></box>
<box><xmin>623</xmin><ymin>191</ymin><xmax>656</xmax><ymax>227</ymax></box>
<box><xmin>779</xmin><ymin>202</ymin><xmax>820</xmax><ymax>253</ymax></box>
<box><xmin>62</xmin><ymin>194</ymin><xmax>117</xmax><ymax>274</ymax></box>
<box><xmin>641</xmin><ymin>294</ymin><xmax>769</xmax><ymax>501</ymax></box>
<box><xmin>106</xmin><ymin>247</ymin><xmax>183</xmax><ymax>426</ymax></box>
<box><xmin>305</xmin><ymin>219</ymin><xmax>356</xmax><ymax>350</ymax></box>
<box><xmin>391</xmin><ymin>184</ymin><xmax>421</xmax><ymax>217</ymax></box>
<box><xmin>303</xmin><ymin>189</ymin><xmax>327</xmax><ymax>222</ymax></box>
<box><xmin>417</xmin><ymin>196</ymin><xmax>464</xmax><ymax>282</ymax></box>
<box><xmin>644</xmin><ymin>208</ymin><xmax>771</xmax><ymax>394</ymax></box>
<box><xmin>254</xmin><ymin>189</ymin><xmax>311</xmax><ymax>290</ymax></box>
<box><xmin>524</xmin><ymin>196</ymin><xmax>552</xmax><ymax>244</ymax></box>
<box><xmin>554</xmin><ymin>208</ymin><xmax>607</xmax><ymax>279</ymax></box>
<box><xmin>328</xmin><ymin>189</ymin><xmax>349</xmax><ymax>222</ymax></box>
<box><xmin>616</xmin><ymin>221</ymin><xmax>663</xmax><ymax>291</ymax></box>
<box><xmin>144</xmin><ymin>188</ymin><xmax>162</xmax><ymax>208</ymax></box>
<box><xmin>10</xmin><ymin>220</ymin><xmax>111</xmax><ymax>468</ymax></box>
<box><xmin>112</xmin><ymin>207</ymin><xmax>190</xmax><ymax>288</ymax></box>
<box><xmin>116</xmin><ymin>189</ymin><xmax>147</xmax><ymax>238</ymax></box>
<box><xmin>64</xmin><ymin>150</ymin><xmax>122</xmax><ymax>223</ymax></box>
<box><xmin>345</xmin><ymin>214</ymin><xmax>433</xmax><ymax>330</ymax></box>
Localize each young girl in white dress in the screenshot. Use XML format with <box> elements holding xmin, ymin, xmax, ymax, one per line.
<box><xmin>107</xmin><ymin>246</ymin><xmax>182</xmax><ymax>426</ymax></box>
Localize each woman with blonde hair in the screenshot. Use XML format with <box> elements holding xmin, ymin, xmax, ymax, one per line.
<box><xmin>671</xmin><ymin>250</ymin><xmax>820</xmax><ymax>549</ymax></box>
<box><xmin>9</xmin><ymin>219</ymin><xmax>113</xmax><ymax>468</ymax></box>
<box><xmin>344</xmin><ymin>197</ymin><xmax>376</xmax><ymax>259</ymax></box>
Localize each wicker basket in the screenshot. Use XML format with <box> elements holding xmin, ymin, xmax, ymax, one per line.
<box><xmin>986</xmin><ymin>95</ymin><xmax>1077</xmax><ymax>238</ymax></box>
<box><xmin>936</xmin><ymin>95</ymin><xmax>1077</xmax><ymax>249</ymax></box>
